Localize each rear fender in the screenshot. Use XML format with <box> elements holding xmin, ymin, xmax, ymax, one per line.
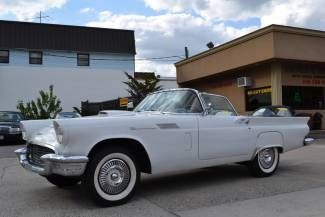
<box><xmin>253</xmin><ymin>131</ymin><xmax>284</xmax><ymax>158</ymax></box>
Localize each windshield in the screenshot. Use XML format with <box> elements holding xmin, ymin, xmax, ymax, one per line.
<box><xmin>0</xmin><ymin>112</ymin><xmax>22</xmax><ymax>122</ymax></box>
<box><xmin>200</xmin><ymin>93</ymin><xmax>237</xmax><ymax>116</ymax></box>
<box><xmin>134</xmin><ymin>90</ymin><xmax>203</xmax><ymax>113</ymax></box>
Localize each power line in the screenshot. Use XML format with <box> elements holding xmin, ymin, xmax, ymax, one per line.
<box><xmin>11</xmin><ymin>48</ymin><xmax>184</xmax><ymax>62</ymax></box>
<box><xmin>44</xmin><ymin>53</ymin><xmax>183</xmax><ymax>62</ymax></box>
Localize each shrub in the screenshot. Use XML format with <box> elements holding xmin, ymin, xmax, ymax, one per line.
<box><xmin>17</xmin><ymin>85</ymin><xmax>62</xmax><ymax>119</ymax></box>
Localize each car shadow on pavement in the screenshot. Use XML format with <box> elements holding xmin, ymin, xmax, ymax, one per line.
<box><xmin>137</xmin><ymin>164</ymin><xmax>251</xmax><ymax>196</ymax></box>
<box><xmin>29</xmin><ymin>164</ymin><xmax>252</xmax><ymax>208</ymax></box>
<box><xmin>26</xmin><ymin>163</ymin><xmax>304</xmax><ymax>209</ymax></box>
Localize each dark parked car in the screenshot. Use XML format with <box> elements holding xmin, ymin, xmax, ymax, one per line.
<box><xmin>252</xmin><ymin>105</ymin><xmax>294</xmax><ymax>117</ymax></box>
<box><xmin>0</xmin><ymin>111</ymin><xmax>24</xmax><ymax>144</ymax></box>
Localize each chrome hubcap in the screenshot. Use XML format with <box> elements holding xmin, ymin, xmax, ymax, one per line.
<box><xmin>98</xmin><ymin>159</ymin><xmax>131</xmax><ymax>195</ymax></box>
<box><xmin>258</xmin><ymin>148</ymin><xmax>275</xmax><ymax>169</ymax></box>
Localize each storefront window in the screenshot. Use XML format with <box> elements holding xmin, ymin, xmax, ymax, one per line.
<box><xmin>282</xmin><ymin>86</ymin><xmax>324</xmax><ymax>109</ymax></box>
<box><xmin>245</xmin><ymin>87</ymin><xmax>271</xmax><ymax>111</ymax></box>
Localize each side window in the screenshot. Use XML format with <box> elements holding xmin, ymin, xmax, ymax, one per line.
<box><xmin>155</xmin><ymin>91</ymin><xmax>203</xmax><ymax>113</ymax></box>
<box><xmin>201</xmin><ymin>94</ymin><xmax>236</xmax><ymax>116</ymax></box>
<box><xmin>0</xmin><ymin>50</ymin><xmax>9</xmax><ymax>63</ymax></box>
<box><xmin>77</xmin><ymin>53</ymin><xmax>89</xmax><ymax>66</ymax></box>
<box><xmin>29</xmin><ymin>51</ymin><xmax>43</xmax><ymax>64</ymax></box>
<box><xmin>166</xmin><ymin>91</ymin><xmax>203</xmax><ymax>113</ymax></box>
<box><xmin>186</xmin><ymin>95</ymin><xmax>203</xmax><ymax>113</ymax></box>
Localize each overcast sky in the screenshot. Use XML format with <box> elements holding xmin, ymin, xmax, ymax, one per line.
<box><xmin>1</xmin><ymin>0</ymin><xmax>325</xmax><ymax>76</ymax></box>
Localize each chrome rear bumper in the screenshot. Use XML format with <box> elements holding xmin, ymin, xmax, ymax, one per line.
<box><xmin>304</xmin><ymin>137</ymin><xmax>314</xmax><ymax>146</ymax></box>
<box><xmin>15</xmin><ymin>147</ymin><xmax>88</xmax><ymax>176</ymax></box>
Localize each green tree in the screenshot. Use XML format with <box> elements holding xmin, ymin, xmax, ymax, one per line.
<box><xmin>123</xmin><ymin>72</ymin><xmax>162</xmax><ymax>106</ymax></box>
<box><xmin>17</xmin><ymin>85</ymin><xmax>62</xmax><ymax>119</ymax></box>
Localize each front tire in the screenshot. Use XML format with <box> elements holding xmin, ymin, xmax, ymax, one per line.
<box><xmin>249</xmin><ymin>147</ymin><xmax>279</xmax><ymax>177</ymax></box>
<box><xmin>82</xmin><ymin>147</ymin><xmax>139</xmax><ymax>206</ymax></box>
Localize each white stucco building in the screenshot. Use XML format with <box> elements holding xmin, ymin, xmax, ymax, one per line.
<box><xmin>0</xmin><ymin>20</ymin><xmax>136</xmax><ymax>111</ymax></box>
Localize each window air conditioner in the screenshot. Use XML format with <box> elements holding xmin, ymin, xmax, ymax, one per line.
<box><xmin>237</xmin><ymin>77</ymin><xmax>252</xmax><ymax>87</ymax></box>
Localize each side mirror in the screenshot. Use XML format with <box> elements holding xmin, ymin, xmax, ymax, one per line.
<box><xmin>127</xmin><ymin>102</ymin><xmax>134</xmax><ymax>110</ymax></box>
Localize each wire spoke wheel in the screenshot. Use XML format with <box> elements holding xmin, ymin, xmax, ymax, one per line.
<box><xmin>83</xmin><ymin>147</ymin><xmax>139</xmax><ymax>206</ymax></box>
<box><xmin>250</xmin><ymin>147</ymin><xmax>279</xmax><ymax>177</ymax></box>
<box><xmin>98</xmin><ymin>159</ymin><xmax>131</xmax><ymax>195</ymax></box>
<box><xmin>258</xmin><ymin>148</ymin><xmax>275</xmax><ymax>169</ymax></box>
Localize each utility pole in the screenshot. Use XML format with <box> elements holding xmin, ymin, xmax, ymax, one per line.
<box><xmin>35</xmin><ymin>11</ymin><xmax>50</xmax><ymax>23</ymax></box>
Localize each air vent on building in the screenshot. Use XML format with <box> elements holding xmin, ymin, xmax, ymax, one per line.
<box><xmin>237</xmin><ymin>77</ymin><xmax>252</xmax><ymax>87</ymax></box>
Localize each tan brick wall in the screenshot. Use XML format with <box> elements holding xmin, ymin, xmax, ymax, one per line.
<box><xmin>185</xmin><ymin>64</ymin><xmax>271</xmax><ymax>114</ymax></box>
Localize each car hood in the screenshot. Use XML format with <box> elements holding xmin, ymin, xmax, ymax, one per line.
<box><xmin>21</xmin><ymin>111</ymin><xmax>162</xmax><ymax>147</ymax></box>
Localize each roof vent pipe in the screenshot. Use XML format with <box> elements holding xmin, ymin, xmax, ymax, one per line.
<box><xmin>206</xmin><ymin>42</ymin><xmax>214</xmax><ymax>49</ymax></box>
<box><xmin>184</xmin><ymin>46</ymin><xmax>189</xmax><ymax>59</ymax></box>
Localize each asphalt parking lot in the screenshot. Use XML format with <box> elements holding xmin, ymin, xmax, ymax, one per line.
<box><xmin>1</xmin><ymin>141</ymin><xmax>325</xmax><ymax>217</ymax></box>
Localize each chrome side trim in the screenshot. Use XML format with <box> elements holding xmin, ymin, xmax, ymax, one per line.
<box><xmin>15</xmin><ymin>147</ymin><xmax>88</xmax><ymax>176</ymax></box>
<box><xmin>156</xmin><ymin>123</ymin><xmax>179</xmax><ymax>129</ymax></box>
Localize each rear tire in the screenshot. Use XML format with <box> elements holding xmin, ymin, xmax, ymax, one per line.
<box><xmin>249</xmin><ymin>147</ymin><xmax>279</xmax><ymax>177</ymax></box>
<box><xmin>82</xmin><ymin>146</ymin><xmax>140</xmax><ymax>206</ymax></box>
<box><xmin>46</xmin><ymin>174</ymin><xmax>80</xmax><ymax>187</ymax></box>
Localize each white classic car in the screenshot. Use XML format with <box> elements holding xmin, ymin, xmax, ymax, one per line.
<box><xmin>15</xmin><ymin>88</ymin><xmax>313</xmax><ymax>206</ymax></box>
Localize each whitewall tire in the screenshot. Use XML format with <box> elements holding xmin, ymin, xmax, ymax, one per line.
<box><xmin>82</xmin><ymin>147</ymin><xmax>140</xmax><ymax>206</ymax></box>
<box><xmin>250</xmin><ymin>147</ymin><xmax>279</xmax><ymax>177</ymax></box>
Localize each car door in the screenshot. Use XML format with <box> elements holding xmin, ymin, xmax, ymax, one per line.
<box><xmin>198</xmin><ymin>94</ymin><xmax>255</xmax><ymax>160</ymax></box>
<box><xmin>132</xmin><ymin>90</ymin><xmax>203</xmax><ymax>173</ymax></box>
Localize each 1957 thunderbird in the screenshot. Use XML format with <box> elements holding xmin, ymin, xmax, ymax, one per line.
<box><xmin>15</xmin><ymin>88</ymin><xmax>313</xmax><ymax>206</ymax></box>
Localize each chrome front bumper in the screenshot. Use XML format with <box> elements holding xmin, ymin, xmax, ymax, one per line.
<box><xmin>15</xmin><ymin>147</ymin><xmax>88</xmax><ymax>176</ymax></box>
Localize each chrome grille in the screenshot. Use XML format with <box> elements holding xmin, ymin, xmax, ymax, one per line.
<box><xmin>0</xmin><ymin>126</ymin><xmax>9</xmax><ymax>133</ymax></box>
<box><xmin>26</xmin><ymin>144</ymin><xmax>55</xmax><ymax>167</ymax></box>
